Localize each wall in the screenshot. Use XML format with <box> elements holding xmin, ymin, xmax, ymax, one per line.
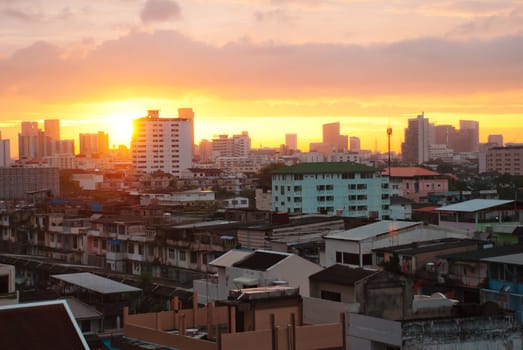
<box><xmin>302</xmin><ymin>297</ymin><xmax>358</xmax><ymax>324</ymax></box>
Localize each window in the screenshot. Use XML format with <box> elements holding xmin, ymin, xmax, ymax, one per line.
<box><xmin>138</xmin><ymin>244</ymin><xmax>144</xmax><ymax>255</ymax></box>
<box><xmin>128</xmin><ymin>244</ymin><xmax>134</xmax><ymax>254</ymax></box>
<box><xmin>362</xmin><ymin>254</ymin><xmax>373</xmax><ymax>265</ymax></box>
<box><xmin>93</xmin><ymin>239</ymin><xmax>98</xmax><ymax>248</ymax></box>
<box><xmin>336</xmin><ymin>252</ymin><xmax>342</xmax><ymax>263</ymax></box>
<box><xmin>321</xmin><ymin>290</ymin><xmax>341</xmax><ymax>302</ymax></box>
<box><xmin>342</xmin><ymin>252</ymin><xmax>359</xmax><ymax>265</ymax></box>
<box><xmin>168</xmin><ymin>248</ymin><xmax>175</xmax><ymax>259</ymax></box>
<box><xmin>180</xmin><ymin>250</ymin><xmax>186</xmax><ymax>261</ymax></box>
<box><xmin>190</xmin><ymin>252</ymin><xmax>198</xmax><ymax>264</ymax></box>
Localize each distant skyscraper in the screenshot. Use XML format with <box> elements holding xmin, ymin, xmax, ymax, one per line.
<box><xmin>44</xmin><ymin>119</ymin><xmax>60</xmax><ymax>141</ymax></box>
<box><xmin>18</xmin><ymin>121</ymin><xmax>46</xmax><ymax>161</ymax></box>
<box><xmin>459</xmin><ymin>120</ymin><xmax>479</xmax><ymax>152</ymax></box>
<box><xmin>131</xmin><ymin>109</ymin><xmax>193</xmax><ymax>175</ymax></box>
<box><xmin>488</xmin><ymin>134</ymin><xmax>503</xmax><ymax>147</ymax></box>
<box><xmin>211</xmin><ymin>132</ymin><xmax>251</xmax><ymax>159</ymax></box>
<box><xmin>401</xmin><ymin>114</ymin><xmax>430</xmax><ymax>164</ymax></box>
<box><xmin>285</xmin><ymin>133</ymin><xmax>298</xmax><ymax>151</ymax></box>
<box><xmin>198</xmin><ymin>139</ymin><xmax>213</xmax><ymax>162</ymax></box>
<box><xmin>79</xmin><ymin>132</ymin><xmax>109</xmax><ymax>156</ymax></box>
<box><xmin>322</xmin><ymin>122</ymin><xmax>348</xmax><ymax>152</ymax></box>
<box><xmin>0</xmin><ymin>133</ymin><xmax>10</xmax><ymax>167</ymax></box>
<box><xmin>349</xmin><ymin>136</ymin><xmax>360</xmax><ymax>152</ymax></box>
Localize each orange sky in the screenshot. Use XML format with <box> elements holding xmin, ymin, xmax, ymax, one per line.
<box><xmin>1</xmin><ymin>0</ymin><xmax>523</xmax><ymax>157</ymax></box>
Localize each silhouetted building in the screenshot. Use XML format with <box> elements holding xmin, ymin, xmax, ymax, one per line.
<box><xmin>402</xmin><ymin>114</ymin><xmax>431</xmax><ymax>164</ymax></box>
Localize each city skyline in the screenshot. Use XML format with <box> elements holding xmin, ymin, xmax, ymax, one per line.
<box><xmin>1</xmin><ymin>1</ymin><xmax>523</xmax><ymax>154</ymax></box>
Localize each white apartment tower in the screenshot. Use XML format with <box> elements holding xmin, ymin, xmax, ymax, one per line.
<box><xmin>131</xmin><ymin>109</ymin><xmax>194</xmax><ymax>176</ymax></box>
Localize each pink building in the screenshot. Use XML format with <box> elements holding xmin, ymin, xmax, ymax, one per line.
<box><xmin>383</xmin><ymin>167</ymin><xmax>448</xmax><ymax>202</ymax></box>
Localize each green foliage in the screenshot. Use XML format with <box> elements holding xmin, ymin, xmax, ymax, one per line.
<box><xmin>258</xmin><ymin>162</ymin><xmax>286</xmax><ymax>191</ymax></box>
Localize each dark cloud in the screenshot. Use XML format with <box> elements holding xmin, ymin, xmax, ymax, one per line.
<box><xmin>140</xmin><ymin>0</ymin><xmax>181</xmax><ymax>24</ymax></box>
<box><xmin>1</xmin><ymin>30</ymin><xmax>523</xmax><ymax>103</ymax></box>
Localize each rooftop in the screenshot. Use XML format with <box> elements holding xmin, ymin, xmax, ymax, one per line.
<box><xmin>324</xmin><ymin>220</ymin><xmax>422</xmax><ymax>241</ymax></box>
<box><xmin>0</xmin><ymin>300</ymin><xmax>89</xmax><ymax>350</ymax></box>
<box><xmin>382</xmin><ymin>167</ymin><xmax>441</xmax><ymax>178</ymax></box>
<box><xmin>209</xmin><ymin>249</ymin><xmax>253</xmax><ymax>268</ymax></box>
<box><xmin>272</xmin><ymin>162</ymin><xmax>378</xmax><ymax>175</ymax></box>
<box><xmin>51</xmin><ymin>272</ymin><xmax>142</xmax><ymax>295</ymax></box>
<box><xmin>482</xmin><ymin>252</ymin><xmax>523</xmax><ymax>265</ymax></box>
<box><xmin>440</xmin><ymin>244</ymin><xmax>523</xmax><ymax>262</ymax></box>
<box><xmin>309</xmin><ymin>264</ymin><xmax>378</xmax><ymax>286</ymax></box>
<box><xmin>373</xmin><ymin>238</ymin><xmax>482</xmax><ymax>256</ymax></box>
<box><xmin>435</xmin><ymin>199</ymin><xmax>514</xmax><ymax>213</ymax></box>
<box><xmin>232</xmin><ymin>250</ymin><xmax>290</xmax><ymax>271</ymax></box>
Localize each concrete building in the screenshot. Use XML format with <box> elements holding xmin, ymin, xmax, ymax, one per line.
<box><xmin>44</xmin><ymin>119</ymin><xmax>60</xmax><ymax>141</ymax></box>
<box><xmin>131</xmin><ymin>109</ymin><xmax>194</xmax><ymax>176</ymax></box>
<box><xmin>285</xmin><ymin>133</ymin><xmax>298</xmax><ymax>152</ymax></box>
<box><xmin>401</xmin><ymin>114</ymin><xmax>431</xmax><ymax>164</ymax></box>
<box><xmin>119</xmin><ymin>286</ymin><xmax>345</xmax><ymax>350</ymax></box>
<box><xmin>486</xmin><ymin>145</ymin><xmax>523</xmax><ymax>175</ymax></box>
<box><xmin>383</xmin><ymin>167</ymin><xmax>448</xmax><ymax>202</ymax></box>
<box><xmin>322</xmin><ymin>220</ymin><xmax>468</xmax><ymax>268</ymax></box>
<box><xmin>193</xmin><ymin>249</ymin><xmax>323</xmax><ymax>302</ymax></box>
<box><xmin>0</xmin><ymin>138</ymin><xmax>10</xmax><ymax>168</ymax></box>
<box><xmin>459</xmin><ymin>120</ymin><xmax>480</xmax><ymax>152</ymax></box>
<box><xmin>349</xmin><ymin>136</ymin><xmax>360</xmax><ymax>153</ymax></box>
<box><xmin>79</xmin><ymin>131</ymin><xmax>109</xmax><ymax>156</ymax></box>
<box><xmin>211</xmin><ymin>132</ymin><xmax>251</xmax><ymax>159</ymax></box>
<box><xmin>272</xmin><ymin>162</ymin><xmax>390</xmax><ymax>218</ymax></box>
<box><xmin>323</xmin><ymin>122</ymin><xmax>348</xmax><ymax>152</ymax></box>
<box><xmin>488</xmin><ymin>134</ymin><xmax>504</xmax><ymax>146</ymax></box>
<box><xmin>0</xmin><ymin>167</ymin><xmax>60</xmax><ymax>200</ymax></box>
<box><xmin>18</xmin><ymin>121</ymin><xmax>47</xmax><ymax>161</ymax></box>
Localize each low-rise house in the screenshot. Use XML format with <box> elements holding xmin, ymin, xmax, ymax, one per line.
<box><xmin>383</xmin><ymin>167</ymin><xmax>448</xmax><ymax>202</ymax></box>
<box><xmin>480</xmin><ymin>251</ymin><xmax>523</xmax><ymax>323</ymax></box>
<box><xmin>194</xmin><ymin>249</ymin><xmax>323</xmax><ymax>303</ymax></box>
<box><xmin>435</xmin><ymin>199</ymin><xmax>522</xmax><ymax>237</ymax></box>
<box><xmin>322</xmin><ymin>220</ymin><xmax>468</xmax><ymax>268</ymax></box>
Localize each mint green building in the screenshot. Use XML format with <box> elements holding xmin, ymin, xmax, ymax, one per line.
<box><xmin>272</xmin><ymin>162</ymin><xmax>390</xmax><ymax>218</ymax></box>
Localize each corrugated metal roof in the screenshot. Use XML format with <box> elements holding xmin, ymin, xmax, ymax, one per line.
<box><xmin>482</xmin><ymin>253</ymin><xmax>523</xmax><ymax>265</ymax></box>
<box><xmin>324</xmin><ymin>220</ymin><xmax>422</xmax><ymax>241</ymax></box>
<box><xmin>273</xmin><ymin>162</ymin><xmax>378</xmax><ymax>174</ymax></box>
<box><xmin>435</xmin><ymin>199</ymin><xmax>514</xmax><ymax>213</ymax></box>
<box><xmin>51</xmin><ymin>272</ymin><xmax>141</xmax><ymax>294</ymax></box>
<box><xmin>209</xmin><ymin>249</ymin><xmax>253</xmax><ymax>268</ymax></box>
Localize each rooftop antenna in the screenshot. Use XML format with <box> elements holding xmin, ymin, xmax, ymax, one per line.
<box><xmin>387</xmin><ymin>127</ymin><xmax>393</xmax><ymax>176</ymax></box>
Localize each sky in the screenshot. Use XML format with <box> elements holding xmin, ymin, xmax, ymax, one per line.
<box><xmin>1</xmin><ymin>0</ymin><xmax>523</xmax><ymax>156</ymax></box>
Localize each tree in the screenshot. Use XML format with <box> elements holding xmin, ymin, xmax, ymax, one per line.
<box><xmin>258</xmin><ymin>162</ymin><xmax>286</xmax><ymax>191</ymax></box>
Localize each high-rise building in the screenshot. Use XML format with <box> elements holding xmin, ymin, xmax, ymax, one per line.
<box><xmin>285</xmin><ymin>133</ymin><xmax>298</xmax><ymax>152</ymax></box>
<box><xmin>44</xmin><ymin>119</ymin><xmax>60</xmax><ymax>141</ymax></box>
<box><xmin>349</xmin><ymin>137</ymin><xmax>360</xmax><ymax>152</ymax></box>
<box><xmin>18</xmin><ymin>121</ymin><xmax>46</xmax><ymax>161</ymax></box>
<box><xmin>0</xmin><ymin>133</ymin><xmax>10</xmax><ymax>167</ymax></box>
<box><xmin>79</xmin><ymin>132</ymin><xmax>109</xmax><ymax>156</ymax></box>
<box><xmin>486</xmin><ymin>146</ymin><xmax>523</xmax><ymax>176</ymax></box>
<box><xmin>322</xmin><ymin>122</ymin><xmax>348</xmax><ymax>152</ymax></box>
<box><xmin>211</xmin><ymin>132</ymin><xmax>251</xmax><ymax>159</ymax></box>
<box><xmin>131</xmin><ymin>109</ymin><xmax>194</xmax><ymax>176</ymax></box>
<box><xmin>458</xmin><ymin>120</ymin><xmax>479</xmax><ymax>152</ymax></box>
<box><xmin>401</xmin><ymin>114</ymin><xmax>431</xmax><ymax>164</ymax></box>
<box><xmin>488</xmin><ymin>134</ymin><xmax>503</xmax><ymax>147</ymax></box>
<box><xmin>198</xmin><ymin>139</ymin><xmax>213</xmax><ymax>162</ymax></box>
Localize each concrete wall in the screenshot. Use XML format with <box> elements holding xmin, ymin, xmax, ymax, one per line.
<box><xmin>348</xmin><ymin>313</ymin><xmax>402</xmax><ymax>348</ymax></box>
<box><xmin>303</xmin><ymin>297</ymin><xmax>358</xmax><ymax>324</ymax></box>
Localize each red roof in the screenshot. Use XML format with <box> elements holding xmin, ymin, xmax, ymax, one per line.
<box><xmin>413</xmin><ymin>206</ymin><xmax>440</xmax><ymax>213</ymax></box>
<box><xmin>382</xmin><ymin>167</ymin><xmax>441</xmax><ymax>178</ymax></box>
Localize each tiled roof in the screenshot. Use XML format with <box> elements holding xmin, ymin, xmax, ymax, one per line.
<box><xmin>0</xmin><ymin>300</ymin><xmax>89</xmax><ymax>350</ymax></box>
<box><xmin>309</xmin><ymin>264</ymin><xmax>378</xmax><ymax>286</ymax></box>
<box><xmin>273</xmin><ymin>162</ymin><xmax>378</xmax><ymax>174</ymax></box>
<box><xmin>382</xmin><ymin>167</ymin><xmax>440</xmax><ymax>177</ymax></box>
<box><xmin>233</xmin><ymin>250</ymin><xmax>290</xmax><ymax>271</ymax></box>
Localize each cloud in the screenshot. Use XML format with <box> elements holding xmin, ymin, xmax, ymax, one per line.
<box><xmin>1</xmin><ymin>7</ymin><xmax>42</xmax><ymax>21</ymax></box>
<box><xmin>254</xmin><ymin>8</ymin><xmax>296</xmax><ymax>22</ymax></box>
<box><xmin>1</xmin><ymin>30</ymin><xmax>523</xmax><ymax>104</ymax></box>
<box><xmin>140</xmin><ymin>0</ymin><xmax>181</xmax><ymax>24</ymax></box>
